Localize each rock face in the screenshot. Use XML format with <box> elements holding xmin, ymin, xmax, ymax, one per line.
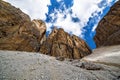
<box><xmin>0</xmin><ymin>1</ymin><xmax>91</xmax><ymax>59</ymax></box>
<box><xmin>0</xmin><ymin>1</ymin><xmax>46</xmax><ymax>52</ymax></box>
<box><xmin>94</xmin><ymin>1</ymin><xmax>120</xmax><ymax>47</ymax></box>
<box><xmin>40</xmin><ymin>28</ymin><xmax>91</xmax><ymax>59</ymax></box>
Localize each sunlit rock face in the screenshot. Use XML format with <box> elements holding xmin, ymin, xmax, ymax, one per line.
<box><xmin>0</xmin><ymin>1</ymin><xmax>91</xmax><ymax>59</ymax></box>
<box><xmin>40</xmin><ymin>27</ymin><xmax>91</xmax><ymax>59</ymax></box>
<box><xmin>32</xmin><ymin>19</ymin><xmax>46</xmax><ymax>45</ymax></box>
<box><xmin>0</xmin><ymin>1</ymin><xmax>46</xmax><ymax>52</ymax></box>
<box><xmin>94</xmin><ymin>0</ymin><xmax>120</xmax><ymax>47</ymax></box>
<box><xmin>4</xmin><ymin>0</ymin><xmax>117</xmax><ymax>49</ymax></box>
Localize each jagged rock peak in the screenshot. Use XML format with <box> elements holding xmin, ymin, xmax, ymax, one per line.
<box><xmin>94</xmin><ymin>0</ymin><xmax>120</xmax><ymax>47</ymax></box>
<box><xmin>40</xmin><ymin>27</ymin><xmax>92</xmax><ymax>59</ymax></box>
<box><xmin>32</xmin><ymin>19</ymin><xmax>46</xmax><ymax>44</ymax></box>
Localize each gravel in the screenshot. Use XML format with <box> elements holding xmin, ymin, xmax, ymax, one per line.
<box><xmin>0</xmin><ymin>49</ymin><xmax>120</xmax><ymax>80</ymax></box>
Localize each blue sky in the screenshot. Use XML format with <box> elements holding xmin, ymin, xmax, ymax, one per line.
<box><xmin>4</xmin><ymin>0</ymin><xmax>118</xmax><ymax>49</ymax></box>
<box><xmin>82</xmin><ymin>0</ymin><xmax>117</xmax><ymax>49</ymax></box>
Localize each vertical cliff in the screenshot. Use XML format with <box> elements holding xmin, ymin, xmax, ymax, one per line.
<box><xmin>94</xmin><ymin>1</ymin><xmax>120</xmax><ymax>47</ymax></box>
<box><xmin>0</xmin><ymin>1</ymin><xmax>91</xmax><ymax>59</ymax></box>
<box><xmin>40</xmin><ymin>27</ymin><xmax>91</xmax><ymax>59</ymax></box>
<box><xmin>0</xmin><ymin>1</ymin><xmax>46</xmax><ymax>52</ymax></box>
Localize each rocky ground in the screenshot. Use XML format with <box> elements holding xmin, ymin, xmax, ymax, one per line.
<box><xmin>0</xmin><ymin>0</ymin><xmax>120</xmax><ymax>80</ymax></box>
<box><xmin>0</xmin><ymin>45</ymin><xmax>120</xmax><ymax>80</ymax></box>
<box><xmin>83</xmin><ymin>45</ymin><xmax>120</xmax><ymax>67</ymax></box>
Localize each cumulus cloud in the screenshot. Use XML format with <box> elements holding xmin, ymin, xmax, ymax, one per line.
<box><xmin>3</xmin><ymin>0</ymin><xmax>118</xmax><ymax>38</ymax></box>
<box><xmin>72</xmin><ymin>0</ymin><xmax>101</xmax><ymax>26</ymax></box>
<box><xmin>45</xmin><ymin>1</ymin><xmax>83</xmax><ymax>37</ymax></box>
<box><xmin>46</xmin><ymin>0</ymin><xmax>117</xmax><ymax>38</ymax></box>
<box><xmin>54</xmin><ymin>14</ymin><xmax>82</xmax><ymax>37</ymax></box>
<box><xmin>4</xmin><ymin>0</ymin><xmax>50</xmax><ymax>20</ymax></box>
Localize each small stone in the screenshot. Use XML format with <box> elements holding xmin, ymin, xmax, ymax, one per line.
<box><xmin>56</xmin><ymin>56</ymin><xmax>65</xmax><ymax>61</ymax></box>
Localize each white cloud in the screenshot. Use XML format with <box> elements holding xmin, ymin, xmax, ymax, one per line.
<box><xmin>46</xmin><ymin>0</ymin><xmax>100</xmax><ymax>37</ymax></box>
<box><xmin>3</xmin><ymin>0</ymin><xmax>117</xmax><ymax>38</ymax></box>
<box><xmin>46</xmin><ymin>0</ymin><xmax>117</xmax><ymax>38</ymax></box>
<box><xmin>92</xmin><ymin>25</ymin><xmax>97</xmax><ymax>32</ymax></box>
<box><xmin>4</xmin><ymin>0</ymin><xmax>50</xmax><ymax>20</ymax></box>
<box><xmin>90</xmin><ymin>0</ymin><xmax>118</xmax><ymax>32</ymax></box>
<box><xmin>56</xmin><ymin>0</ymin><xmax>61</xmax><ymax>2</ymax></box>
<box><xmin>54</xmin><ymin>14</ymin><xmax>82</xmax><ymax>37</ymax></box>
<box><xmin>71</xmin><ymin>0</ymin><xmax>104</xmax><ymax>31</ymax></box>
